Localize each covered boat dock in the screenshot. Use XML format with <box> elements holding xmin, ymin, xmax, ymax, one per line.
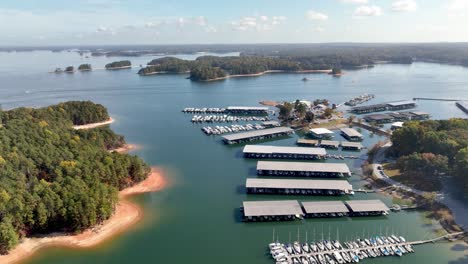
<box><xmin>222</xmin><ymin>127</ymin><xmax>294</xmax><ymax>144</ymax></box>
<box><xmin>340</xmin><ymin>128</ymin><xmax>363</xmax><ymax>141</ymax></box>
<box><xmin>296</xmin><ymin>138</ymin><xmax>319</xmax><ymax>146</ymax></box>
<box><xmin>318</xmin><ymin>140</ymin><xmax>340</xmax><ymax>149</ymax></box>
<box><xmin>340</xmin><ymin>141</ymin><xmax>364</xmax><ymax>151</ymax></box>
<box><xmin>226</xmin><ymin>106</ymin><xmax>269</xmax><ymax>115</ymax></box>
<box><xmin>302</xmin><ymin>201</ymin><xmax>350</xmax><ymax>218</ymax></box>
<box><xmin>243</xmin><ymin>145</ymin><xmax>326</xmax><ymax>160</ymax></box>
<box><xmin>256</xmin><ymin>161</ymin><xmax>352</xmax><ymax>177</ymax></box>
<box><xmin>241</xmin><ymin>200</ymin><xmax>304</xmax><ymax>222</ymax></box>
<box><xmin>245</xmin><ymin>178</ymin><xmax>353</xmax><ymax>195</ymax></box>
<box><xmin>345</xmin><ymin>200</ymin><xmax>390</xmax><ymax>216</ymax></box>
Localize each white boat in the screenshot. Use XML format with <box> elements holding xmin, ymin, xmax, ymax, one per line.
<box><xmin>301</xmin><ymin>256</ymin><xmax>310</xmax><ymax>264</ymax></box>
<box><xmin>399</xmin><ymin>236</ymin><xmax>406</xmax><ymax>243</ymax></box>
<box><xmin>341</xmin><ymin>251</ymin><xmax>351</xmax><ymax>263</ymax></box>
<box><xmin>293</xmin><ymin>241</ymin><xmax>303</xmax><ymax>254</ymax></box>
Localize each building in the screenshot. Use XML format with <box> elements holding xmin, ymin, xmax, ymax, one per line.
<box><xmin>262</xmin><ymin>121</ymin><xmax>280</xmax><ymax>128</ymax></box>
<box><xmin>243</xmin><ymin>145</ymin><xmax>327</xmax><ymax>160</ymax></box>
<box><xmin>318</xmin><ymin>140</ymin><xmax>340</xmax><ymax>149</ymax></box>
<box><xmin>387</xmin><ymin>112</ymin><xmax>410</xmax><ymax>121</ymax></box>
<box><xmin>256</xmin><ymin>161</ymin><xmax>352</xmax><ymax>177</ymax></box>
<box><xmin>226</xmin><ymin>106</ymin><xmax>269</xmax><ymax>115</ymax></box>
<box><xmin>308</xmin><ymin>128</ymin><xmax>334</xmax><ymax>139</ymax></box>
<box><xmin>345</xmin><ymin>200</ymin><xmax>390</xmax><ymax>216</ymax></box>
<box><xmin>391</xmin><ymin>122</ymin><xmax>404</xmax><ymax>130</ymax></box>
<box><xmin>350</xmin><ymin>104</ymin><xmax>388</xmax><ymax>114</ymax></box>
<box><xmin>301</xmin><ymin>201</ymin><xmax>350</xmax><ymax>218</ymax></box>
<box><xmin>410</xmin><ymin>111</ymin><xmax>430</xmax><ymax>120</ymax></box>
<box><xmin>340</xmin><ymin>127</ymin><xmax>363</xmax><ymax>141</ymax></box>
<box><xmin>296</xmin><ymin>138</ymin><xmax>319</xmax><ymax>146</ymax></box>
<box><xmin>363</xmin><ymin>114</ymin><xmax>394</xmax><ymax>124</ymax></box>
<box><xmin>386</xmin><ymin>100</ymin><xmax>416</xmax><ymax>111</ymax></box>
<box><xmin>340</xmin><ymin>141</ymin><xmax>363</xmax><ymax>151</ymax></box>
<box><xmin>241</xmin><ymin>200</ymin><xmax>304</xmax><ymax>222</ymax></box>
<box><xmin>222</xmin><ymin>127</ymin><xmax>294</xmax><ymax>144</ymax></box>
<box><xmin>245</xmin><ymin>178</ymin><xmax>353</xmax><ymax>195</ymax></box>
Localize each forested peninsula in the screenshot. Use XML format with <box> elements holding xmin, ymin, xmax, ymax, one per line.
<box><xmin>0</xmin><ymin>101</ymin><xmax>150</xmax><ymax>253</ymax></box>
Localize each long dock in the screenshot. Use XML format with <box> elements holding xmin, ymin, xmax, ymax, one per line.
<box><xmin>413</xmin><ymin>97</ymin><xmax>462</xmax><ymax>101</ymax></box>
<box><xmin>456</xmin><ymin>101</ymin><xmax>468</xmax><ymax>114</ymax></box>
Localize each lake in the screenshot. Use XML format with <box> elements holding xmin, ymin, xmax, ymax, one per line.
<box><xmin>0</xmin><ymin>51</ymin><xmax>466</xmax><ymax>264</ymax></box>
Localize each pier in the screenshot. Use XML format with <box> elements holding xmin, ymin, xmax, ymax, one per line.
<box><xmin>246</xmin><ymin>178</ymin><xmax>353</xmax><ymax>196</ymax></box>
<box><xmin>243</xmin><ymin>145</ymin><xmax>327</xmax><ymax>160</ymax></box>
<box><xmin>350</xmin><ymin>100</ymin><xmax>416</xmax><ymax>114</ymax></box>
<box><xmin>413</xmin><ymin>97</ymin><xmax>463</xmax><ymax>101</ymax></box>
<box><xmin>456</xmin><ymin>101</ymin><xmax>468</xmax><ymax>114</ymax></box>
<box><xmin>222</xmin><ymin>127</ymin><xmax>294</xmax><ymax>144</ymax></box>
<box><xmin>256</xmin><ymin>161</ymin><xmax>352</xmax><ymax>177</ymax></box>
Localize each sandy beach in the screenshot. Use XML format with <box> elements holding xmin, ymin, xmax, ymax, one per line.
<box><xmin>72</xmin><ymin>117</ymin><xmax>114</xmax><ymax>130</ymax></box>
<box><xmin>0</xmin><ymin>167</ymin><xmax>166</xmax><ymax>264</ymax></box>
<box><xmin>111</xmin><ymin>143</ymin><xmax>141</xmax><ymax>154</ymax></box>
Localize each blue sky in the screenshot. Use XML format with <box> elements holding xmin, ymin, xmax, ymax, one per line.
<box><xmin>0</xmin><ymin>0</ymin><xmax>467</xmax><ymax>45</ymax></box>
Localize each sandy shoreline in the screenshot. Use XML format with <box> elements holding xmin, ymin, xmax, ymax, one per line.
<box><xmin>0</xmin><ymin>167</ymin><xmax>166</xmax><ymax>264</ymax></box>
<box><xmin>72</xmin><ymin>117</ymin><xmax>114</xmax><ymax>130</ymax></box>
<box><xmin>199</xmin><ymin>69</ymin><xmax>333</xmax><ymax>82</ymax></box>
<box><xmin>111</xmin><ymin>143</ymin><xmax>141</xmax><ymax>154</ymax></box>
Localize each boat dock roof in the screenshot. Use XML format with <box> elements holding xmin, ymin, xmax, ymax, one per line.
<box><xmin>340</xmin><ymin>141</ymin><xmax>364</xmax><ymax>149</ymax></box>
<box><xmin>386</xmin><ymin>100</ymin><xmax>416</xmax><ymax>107</ymax></box>
<box><xmin>297</xmin><ymin>138</ymin><xmax>319</xmax><ymax>145</ymax></box>
<box><xmin>246</xmin><ymin>178</ymin><xmax>352</xmax><ymax>191</ymax></box>
<box><xmin>345</xmin><ymin>200</ymin><xmax>389</xmax><ymax>212</ymax></box>
<box><xmin>340</xmin><ymin>128</ymin><xmax>363</xmax><ymax>138</ymax></box>
<box><xmin>226</xmin><ymin>106</ymin><xmax>269</xmax><ymax>111</ymax></box>
<box><xmin>319</xmin><ymin>140</ymin><xmax>340</xmax><ymax>147</ymax></box>
<box><xmin>309</xmin><ymin>128</ymin><xmax>334</xmax><ymax>135</ymax></box>
<box><xmin>242</xmin><ymin>200</ymin><xmax>304</xmax><ymax>217</ymax></box>
<box><xmin>257</xmin><ymin>161</ymin><xmax>351</xmax><ymax>174</ymax></box>
<box><xmin>302</xmin><ymin>201</ymin><xmax>350</xmax><ymax>214</ymax></box>
<box><xmin>243</xmin><ymin>145</ymin><xmax>326</xmax><ymax>156</ymax></box>
<box><xmin>222</xmin><ymin>127</ymin><xmax>293</xmax><ymax>142</ymax></box>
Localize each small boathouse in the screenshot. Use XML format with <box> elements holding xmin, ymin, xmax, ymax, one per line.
<box><xmin>245</xmin><ymin>178</ymin><xmax>353</xmax><ymax>195</ymax></box>
<box><xmin>296</xmin><ymin>138</ymin><xmax>319</xmax><ymax>146</ymax></box>
<box><xmin>256</xmin><ymin>161</ymin><xmax>352</xmax><ymax>177</ymax></box>
<box><xmin>243</xmin><ymin>145</ymin><xmax>327</xmax><ymax>160</ymax></box>
<box><xmin>318</xmin><ymin>140</ymin><xmax>340</xmax><ymax>149</ymax></box>
<box><xmin>340</xmin><ymin>141</ymin><xmax>363</xmax><ymax>151</ymax></box>
<box><xmin>302</xmin><ymin>201</ymin><xmax>350</xmax><ymax>218</ymax></box>
<box><xmin>222</xmin><ymin>127</ymin><xmax>294</xmax><ymax>144</ymax></box>
<box><xmin>308</xmin><ymin>128</ymin><xmax>334</xmax><ymax>139</ymax></box>
<box><xmin>340</xmin><ymin>128</ymin><xmax>363</xmax><ymax>141</ymax></box>
<box><xmin>345</xmin><ymin>200</ymin><xmax>390</xmax><ymax>216</ymax></box>
<box><xmin>241</xmin><ymin>200</ymin><xmax>304</xmax><ymax>222</ymax></box>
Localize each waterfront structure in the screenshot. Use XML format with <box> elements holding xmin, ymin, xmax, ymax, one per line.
<box><xmin>364</xmin><ymin>114</ymin><xmax>394</xmax><ymax>124</ymax></box>
<box><xmin>340</xmin><ymin>141</ymin><xmax>363</xmax><ymax>151</ymax></box>
<box><xmin>308</xmin><ymin>128</ymin><xmax>334</xmax><ymax>139</ymax></box>
<box><xmin>296</xmin><ymin>138</ymin><xmax>319</xmax><ymax>146</ymax></box>
<box><xmin>243</xmin><ymin>145</ymin><xmax>326</xmax><ymax>160</ymax></box>
<box><xmin>256</xmin><ymin>161</ymin><xmax>352</xmax><ymax>177</ymax></box>
<box><xmin>350</xmin><ymin>100</ymin><xmax>416</xmax><ymax>114</ymax></box>
<box><xmin>222</xmin><ymin>127</ymin><xmax>294</xmax><ymax>144</ymax></box>
<box><xmin>456</xmin><ymin>101</ymin><xmax>468</xmax><ymax>114</ymax></box>
<box><xmin>318</xmin><ymin>140</ymin><xmax>340</xmax><ymax>149</ymax></box>
<box><xmin>386</xmin><ymin>100</ymin><xmax>416</xmax><ymax>111</ymax></box>
<box><xmin>245</xmin><ymin>178</ymin><xmax>353</xmax><ymax>195</ymax></box>
<box><xmin>410</xmin><ymin>111</ymin><xmax>430</xmax><ymax>120</ymax></box>
<box><xmin>241</xmin><ymin>200</ymin><xmax>304</xmax><ymax>222</ymax></box>
<box><xmin>262</xmin><ymin>121</ymin><xmax>280</xmax><ymax>128</ymax></box>
<box><xmin>345</xmin><ymin>200</ymin><xmax>389</xmax><ymax>216</ymax></box>
<box><xmin>391</xmin><ymin>121</ymin><xmax>404</xmax><ymax>130</ymax></box>
<box><xmin>340</xmin><ymin>127</ymin><xmax>363</xmax><ymax>141</ymax></box>
<box><xmin>226</xmin><ymin>106</ymin><xmax>269</xmax><ymax>115</ymax></box>
<box><xmin>301</xmin><ymin>201</ymin><xmax>350</xmax><ymax>218</ymax></box>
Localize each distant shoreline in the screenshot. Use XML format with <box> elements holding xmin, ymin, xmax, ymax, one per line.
<box><xmin>196</xmin><ymin>69</ymin><xmax>333</xmax><ymax>82</ymax></box>
<box><xmin>0</xmin><ymin>167</ymin><xmax>166</xmax><ymax>264</ymax></box>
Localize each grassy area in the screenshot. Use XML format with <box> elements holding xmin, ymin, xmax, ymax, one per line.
<box><xmin>392</xmin><ymin>197</ymin><xmax>415</xmax><ymax>206</ymax></box>
<box><xmin>382</xmin><ymin>163</ymin><xmax>401</xmax><ymax>177</ymax></box>
<box><xmin>309</xmin><ymin>118</ymin><xmax>347</xmax><ymax>129</ymax></box>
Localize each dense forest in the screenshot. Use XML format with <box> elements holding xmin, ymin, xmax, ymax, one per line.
<box><xmin>0</xmin><ymin>101</ymin><xmax>150</xmax><ymax>253</ymax></box>
<box><xmin>189</xmin><ymin>65</ymin><xmax>226</xmax><ymax>81</ymax></box>
<box><xmin>64</xmin><ymin>66</ymin><xmax>74</xmax><ymax>73</ymax></box>
<box><xmin>78</xmin><ymin>64</ymin><xmax>92</xmax><ymax>71</ymax></box>
<box><xmin>105</xmin><ymin>60</ymin><xmax>131</xmax><ymax>69</ymax></box>
<box><xmin>389</xmin><ymin>119</ymin><xmax>468</xmax><ymax>192</ymax></box>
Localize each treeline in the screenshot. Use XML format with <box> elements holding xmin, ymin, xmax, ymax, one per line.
<box><xmin>389</xmin><ymin>119</ymin><xmax>468</xmax><ymax>191</ymax></box>
<box><xmin>105</xmin><ymin>60</ymin><xmax>131</xmax><ymax>69</ymax></box>
<box><xmin>189</xmin><ymin>65</ymin><xmax>226</xmax><ymax>81</ymax></box>
<box><xmin>78</xmin><ymin>64</ymin><xmax>92</xmax><ymax>71</ymax></box>
<box><xmin>0</xmin><ymin>101</ymin><xmax>150</xmax><ymax>253</ymax></box>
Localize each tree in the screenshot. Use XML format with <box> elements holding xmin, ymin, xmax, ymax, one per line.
<box><xmin>323</xmin><ymin>108</ymin><xmax>333</xmax><ymax>118</ymax></box>
<box><xmin>348</xmin><ymin>115</ymin><xmax>356</xmax><ymax>124</ymax></box>
<box><xmin>278</xmin><ymin>102</ymin><xmax>294</xmax><ymax>120</ymax></box>
<box><xmin>305</xmin><ymin>112</ymin><xmax>315</xmax><ymax>123</ymax></box>
<box><xmin>295</xmin><ymin>103</ymin><xmax>307</xmax><ymax>118</ymax></box>
<box><xmin>0</xmin><ymin>218</ymin><xmax>19</xmax><ymax>254</ymax></box>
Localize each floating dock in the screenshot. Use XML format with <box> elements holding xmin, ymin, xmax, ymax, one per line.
<box><xmin>364</xmin><ymin>111</ymin><xmax>429</xmax><ymax>124</ymax></box>
<box><xmin>350</xmin><ymin>100</ymin><xmax>416</xmax><ymax>114</ymax></box>
<box><xmin>222</xmin><ymin>127</ymin><xmax>294</xmax><ymax>144</ymax></box>
<box><xmin>243</xmin><ymin>145</ymin><xmax>327</xmax><ymax>160</ymax></box>
<box><xmin>318</xmin><ymin>140</ymin><xmax>340</xmax><ymax>149</ymax></box>
<box><xmin>302</xmin><ymin>201</ymin><xmax>350</xmax><ymax>218</ymax></box>
<box><xmin>241</xmin><ymin>200</ymin><xmax>304</xmax><ymax>222</ymax></box>
<box><xmin>340</xmin><ymin>141</ymin><xmax>364</xmax><ymax>151</ymax></box>
<box><xmin>256</xmin><ymin>161</ymin><xmax>352</xmax><ymax>177</ymax></box>
<box><xmin>340</xmin><ymin>128</ymin><xmax>363</xmax><ymax>141</ymax></box>
<box><xmin>455</xmin><ymin>101</ymin><xmax>468</xmax><ymax>114</ymax></box>
<box><xmin>245</xmin><ymin>178</ymin><xmax>353</xmax><ymax>196</ymax></box>
<box><xmin>226</xmin><ymin>106</ymin><xmax>269</xmax><ymax>115</ymax></box>
<box><xmin>308</xmin><ymin>128</ymin><xmax>334</xmax><ymax>139</ymax></box>
<box><xmin>345</xmin><ymin>200</ymin><xmax>390</xmax><ymax>216</ymax></box>
<box><xmin>296</xmin><ymin>138</ymin><xmax>319</xmax><ymax>146</ymax></box>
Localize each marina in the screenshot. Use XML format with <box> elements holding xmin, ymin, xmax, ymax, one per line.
<box><xmin>243</xmin><ymin>145</ymin><xmax>327</xmax><ymax>160</ymax></box>
<box><xmin>350</xmin><ymin>100</ymin><xmax>416</xmax><ymax>114</ymax></box>
<box><xmin>182</xmin><ymin>106</ymin><xmax>269</xmax><ymax>115</ymax></box>
<box><xmin>297</xmin><ymin>139</ymin><xmax>319</xmax><ymax>146</ymax></box>
<box><xmin>308</xmin><ymin>128</ymin><xmax>334</xmax><ymax>139</ymax></box>
<box><xmin>345</xmin><ymin>200</ymin><xmax>390</xmax><ymax>216</ymax></box>
<box><xmin>241</xmin><ymin>200</ymin><xmax>305</xmax><ymax>222</ymax></box>
<box><xmin>344</xmin><ymin>94</ymin><xmax>375</xmax><ymax>106</ymax></box>
<box><xmin>340</xmin><ymin>142</ymin><xmax>363</xmax><ymax>151</ymax></box>
<box><xmin>256</xmin><ymin>161</ymin><xmax>352</xmax><ymax>177</ymax></box>
<box><xmin>245</xmin><ymin>178</ymin><xmax>353</xmax><ymax>196</ymax></box>
<box><xmin>201</xmin><ymin>124</ymin><xmax>266</xmax><ymax>135</ymax></box>
<box><xmin>301</xmin><ymin>201</ymin><xmax>350</xmax><ymax>218</ymax></box>
<box><xmin>191</xmin><ymin>115</ymin><xmax>270</xmax><ymax>123</ymax></box>
<box><xmin>222</xmin><ymin>127</ymin><xmax>295</xmax><ymax>144</ymax></box>
<box><xmin>363</xmin><ymin>111</ymin><xmax>430</xmax><ymax>124</ymax></box>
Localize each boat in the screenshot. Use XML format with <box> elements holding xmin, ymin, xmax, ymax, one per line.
<box><xmin>399</xmin><ymin>236</ymin><xmax>406</xmax><ymax>243</ymax></box>
<box><xmin>294</xmin><ymin>241</ymin><xmax>303</xmax><ymax>254</ymax></box>
<box><xmin>301</xmin><ymin>256</ymin><xmax>310</xmax><ymax>264</ymax></box>
<box><xmin>349</xmin><ymin>251</ymin><xmax>360</xmax><ymax>262</ymax></box>
<box><xmin>364</xmin><ymin>239</ymin><xmax>372</xmax><ymax>246</ymax></box>
<box><xmin>317</xmin><ymin>242</ymin><xmax>325</xmax><ymax>251</ymax></box>
<box><xmin>292</xmin><ymin>257</ymin><xmax>301</xmax><ymax>264</ymax></box>
<box><xmin>332</xmin><ymin>240</ymin><xmax>342</xmax><ymax>249</ymax></box>
<box><xmin>286</xmin><ymin>244</ymin><xmax>294</xmax><ymax>254</ymax></box>
<box><xmin>324</xmin><ymin>240</ymin><xmax>334</xmax><ymax>251</ymax></box>
<box><xmin>341</xmin><ymin>251</ymin><xmax>351</xmax><ymax>263</ymax></box>
<box><xmin>397</xmin><ymin>245</ymin><xmax>406</xmax><ymax>254</ymax></box>
<box><xmin>391</xmin><ymin>235</ymin><xmax>400</xmax><ymax>243</ymax></box>
<box><xmin>325</xmin><ymin>254</ymin><xmax>336</xmax><ymax>264</ymax></box>
<box><xmin>302</xmin><ymin>243</ymin><xmax>310</xmax><ymax>253</ymax></box>
<box><xmin>317</xmin><ymin>254</ymin><xmax>327</xmax><ymax>264</ymax></box>
<box><xmin>310</xmin><ymin>243</ymin><xmax>318</xmax><ymax>252</ymax></box>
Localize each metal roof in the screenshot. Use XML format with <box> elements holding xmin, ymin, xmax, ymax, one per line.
<box><xmin>243</xmin><ymin>145</ymin><xmax>326</xmax><ymax>156</ymax></box>
<box><xmin>391</xmin><ymin>122</ymin><xmax>404</xmax><ymax>127</ymax></box>
<box><xmin>309</xmin><ymin>128</ymin><xmax>334</xmax><ymax>135</ymax></box>
<box><xmin>351</xmin><ymin>104</ymin><xmax>388</xmax><ymax>111</ymax></box>
<box><xmin>262</xmin><ymin>121</ymin><xmax>280</xmax><ymax>126</ymax></box>
<box><xmin>257</xmin><ymin>161</ymin><xmax>351</xmax><ymax>174</ymax></box>
<box><xmin>297</xmin><ymin>138</ymin><xmax>319</xmax><ymax>145</ymax></box>
<box><xmin>345</xmin><ymin>200</ymin><xmax>389</xmax><ymax>212</ymax></box>
<box><xmin>222</xmin><ymin>127</ymin><xmax>294</xmax><ymax>141</ymax></box>
<box><xmin>410</xmin><ymin>111</ymin><xmax>429</xmax><ymax>116</ymax></box>
<box><xmin>386</xmin><ymin>100</ymin><xmax>416</xmax><ymax>107</ymax></box>
<box><xmin>302</xmin><ymin>201</ymin><xmax>350</xmax><ymax>214</ymax></box>
<box><xmin>226</xmin><ymin>106</ymin><xmax>269</xmax><ymax>111</ymax></box>
<box><xmin>320</xmin><ymin>140</ymin><xmax>340</xmax><ymax>147</ymax></box>
<box><xmin>243</xmin><ymin>200</ymin><xmax>304</xmax><ymax>217</ymax></box>
<box><xmin>246</xmin><ymin>178</ymin><xmax>352</xmax><ymax>191</ymax></box>
<box><xmin>364</xmin><ymin>114</ymin><xmax>393</xmax><ymax>120</ymax></box>
<box><xmin>340</xmin><ymin>142</ymin><xmax>363</xmax><ymax>148</ymax></box>
<box><xmin>340</xmin><ymin>128</ymin><xmax>363</xmax><ymax>138</ymax></box>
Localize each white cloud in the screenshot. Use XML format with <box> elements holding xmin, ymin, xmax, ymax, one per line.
<box><xmin>340</xmin><ymin>0</ymin><xmax>368</xmax><ymax>4</ymax></box>
<box><xmin>353</xmin><ymin>5</ymin><xmax>383</xmax><ymax>17</ymax></box>
<box><xmin>314</xmin><ymin>26</ymin><xmax>325</xmax><ymax>32</ymax></box>
<box><xmin>306</xmin><ymin>10</ymin><xmax>329</xmax><ymax>21</ymax></box>
<box><xmin>447</xmin><ymin>0</ymin><xmax>468</xmax><ymax>11</ymax></box>
<box><xmin>392</xmin><ymin>0</ymin><xmax>417</xmax><ymax>12</ymax></box>
<box><xmin>231</xmin><ymin>15</ymin><xmax>286</xmax><ymax>31</ymax></box>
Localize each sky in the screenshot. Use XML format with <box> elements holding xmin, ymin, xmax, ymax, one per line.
<box><xmin>0</xmin><ymin>0</ymin><xmax>467</xmax><ymax>45</ymax></box>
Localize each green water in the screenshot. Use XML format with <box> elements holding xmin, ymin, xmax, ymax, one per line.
<box><xmin>0</xmin><ymin>51</ymin><xmax>466</xmax><ymax>263</ymax></box>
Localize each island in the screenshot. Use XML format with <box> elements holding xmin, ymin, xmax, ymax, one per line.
<box><xmin>78</xmin><ymin>64</ymin><xmax>92</xmax><ymax>71</ymax></box>
<box><xmin>0</xmin><ymin>101</ymin><xmax>153</xmax><ymax>255</ymax></box>
<box><xmin>64</xmin><ymin>66</ymin><xmax>74</xmax><ymax>73</ymax></box>
<box><xmin>105</xmin><ymin>60</ymin><xmax>131</xmax><ymax>70</ymax></box>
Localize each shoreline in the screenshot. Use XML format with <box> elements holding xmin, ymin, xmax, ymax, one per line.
<box><xmin>0</xmin><ymin>167</ymin><xmax>166</xmax><ymax>264</ymax></box>
<box><xmin>110</xmin><ymin>143</ymin><xmax>141</xmax><ymax>154</ymax></box>
<box><xmin>72</xmin><ymin>117</ymin><xmax>114</xmax><ymax>130</ymax></box>
<box><xmin>199</xmin><ymin>69</ymin><xmax>333</xmax><ymax>82</ymax></box>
